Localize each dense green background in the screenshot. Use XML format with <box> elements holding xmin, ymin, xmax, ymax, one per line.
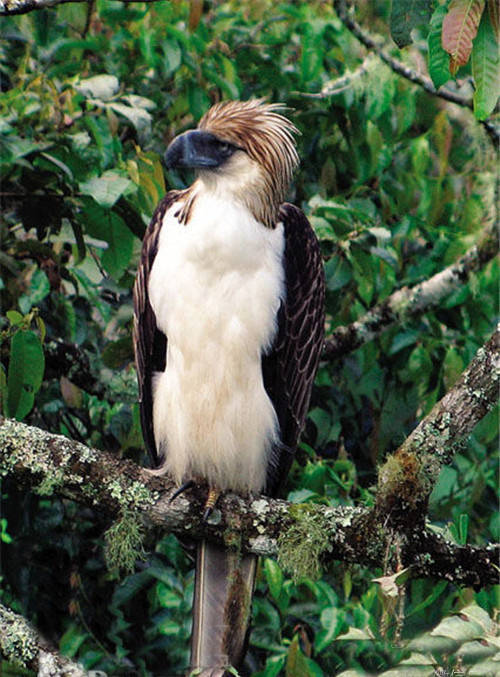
<box><xmin>0</xmin><ymin>1</ymin><xmax>498</xmax><ymax>675</ymax></box>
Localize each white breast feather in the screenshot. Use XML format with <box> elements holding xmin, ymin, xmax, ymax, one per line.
<box><xmin>148</xmin><ymin>193</ymin><xmax>285</xmax><ymax>493</ymax></box>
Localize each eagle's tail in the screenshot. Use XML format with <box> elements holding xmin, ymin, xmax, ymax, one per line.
<box><xmin>190</xmin><ymin>539</ymin><xmax>257</xmax><ymax>676</ymax></box>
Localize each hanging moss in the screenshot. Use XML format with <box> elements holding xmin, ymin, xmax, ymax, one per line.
<box><xmin>277</xmin><ymin>504</ymin><xmax>331</xmax><ymax>583</ymax></box>
<box><xmin>104</xmin><ymin>509</ymin><xmax>147</xmax><ymax>577</ymax></box>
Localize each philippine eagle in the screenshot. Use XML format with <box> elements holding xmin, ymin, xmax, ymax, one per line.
<box><xmin>134</xmin><ymin>100</ymin><xmax>325</xmax><ymax>676</ymax></box>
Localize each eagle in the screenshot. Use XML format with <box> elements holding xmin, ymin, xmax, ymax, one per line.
<box><xmin>133</xmin><ymin>100</ymin><xmax>325</xmax><ymax>676</ymax></box>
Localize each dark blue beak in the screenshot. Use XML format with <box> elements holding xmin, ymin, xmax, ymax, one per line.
<box><xmin>164</xmin><ymin>130</ymin><xmax>236</xmax><ymax>170</ymax></box>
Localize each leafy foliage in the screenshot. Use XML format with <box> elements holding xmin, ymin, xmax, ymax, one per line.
<box><xmin>390</xmin><ymin>0</ymin><xmax>499</xmax><ymax>118</ymax></box>
<box><xmin>0</xmin><ymin>1</ymin><xmax>498</xmax><ymax>676</ymax></box>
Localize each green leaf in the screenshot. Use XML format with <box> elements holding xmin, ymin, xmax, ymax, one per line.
<box><xmin>108</xmin><ymin>102</ymin><xmax>152</xmax><ymax>139</ymax></box>
<box><xmin>162</xmin><ymin>40</ymin><xmax>182</xmax><ymax>76</ymax></box>
<box><xmin>59</xmin><ymin>624</ymin><xmax>89</xmax><ymax>658</ymax></box>
<box><xmin>324</xmin><ymin>255</ymin><xmax>352</xmax><ymax>292</ymax></box>
<box><xmin>390</xmin><ymin>0</ymin><xmax>433</xmax><ymax>48</ymax></box>
<box><xmin>80</xmin><ymin>171</ymin><xmax>132</xmax><ymax>209</ymax></box>
<box><xmin>336</xmin><ymin>627</ymin><xmax>374</xmax><ymax>640</ymax></box>
<box><xmin>263</xmin><ymin>558</ymin><xmax>284</xmax><ymax>601</ymax></box>
<box><xmin>411</xmin><ymin>136</ymin><xmax>430</xmax><ymax>178</ymax></box>
<box><xmin>7</xmin><ymin>329</ymin><xmax>45</xmax><ymax>420</ymax></box>
<box><xmin>301</xmin><ymin>24</ymin><xmax>323</xmax><ymax>83</ymax></box>
<box><xmin>428</xmin><ymin>4</ymin><xmax>452</xmax><ymax>87</ymax></box>
<box><xmin>285</xmin><ymin>635</ymin><xmax>310</xmax><ymax>677</ymax></box>
<box><xmin>472</xmin><ymin>9</ymin><xmax>499</xmax><ymax>119</ymax></box>
<box><xmin>18</xmin><ymin>269</ymin><xmax>50</xmax><ymax>314</ymax></box>
<box><xmin>442</xmin><ymin>0</ymin><xmax>485</xmax><ymax>74</ymax></box>
<box><xmin>100</xmin><ymin>215</ymin><xmax>134</xmax><ymax>279</ymax></box>
<box><xmin>102</xmin><ymin>337</ymin><xmax>133</xmax><ymax>368</ymax></box>
<box><xmin>6</xmin><ymin>310</ymin><xmax>24</xmax><ymax>326</ymax></box>
<box><xmin>315</xmin><ymin>607</ymin><xmax>341</xmax><ymax>653</ymax></box>
<box><xmin>443</xmin><ymin>345</ymin><xmax>464</xmax><ymax>388</ymax></box>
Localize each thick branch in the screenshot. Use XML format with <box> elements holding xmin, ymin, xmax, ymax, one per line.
<box><xmin>323</xmin><ymin>223</ymin><xmax>498</xmax><ymax>360</ymax></box>
<box><xmin>0</xmin><ymin>602</ymin><xmax>89</xmax><ymax>675</ymax></box>
<box><xmin>0</xmin><ymin>367</ymin><xmax>498</xmax><ymax>588</ymax></box>
<box><xmin>375</xmin><ymin>327</ymin><xmax>499</xmax><ymax>526</ymax></box>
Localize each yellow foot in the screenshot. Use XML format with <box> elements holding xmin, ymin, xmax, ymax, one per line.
<box><xmin>203</xmin><ymin>487</ymin><xmax>220</xmax><ymax>522</ymax></box>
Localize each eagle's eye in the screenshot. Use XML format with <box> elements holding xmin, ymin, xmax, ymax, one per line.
<box><xmin>219</xmin><ymin>141</ymin><xmax>232</xmax><ymax>154</ymax></box>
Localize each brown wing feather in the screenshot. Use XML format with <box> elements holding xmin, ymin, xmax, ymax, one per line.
<box><xmin>133</xmin><ymin>190</ymin><xmax>184</xmax><ymax>466</ymax></box>
<box><xmin>263</xmin><ymin>203</ymin><xmax>325</xmax><ymax>495</ymax></box>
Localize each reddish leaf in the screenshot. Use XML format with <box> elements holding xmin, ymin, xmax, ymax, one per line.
<box><xmin>442</xmin><ymin>0</ymin><xmax>486</xmax><ymax>74</ymax></box>
<box><xmin>487</xmin><ymin>0</ymin><xmax>499</xmax><ymax>39</ymax></box>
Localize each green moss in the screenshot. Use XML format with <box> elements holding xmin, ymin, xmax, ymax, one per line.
<box><xmin>34</xmin><ymin>468</ymin><xmax>65</xmax><ymax>496</ymax></box>
<box><xmin>105</xmin><ymin>478</ymin><xmax>155</xmax><ymax>510</ymax></box>
<box><xmin>277</xmin><ymin>504</ymin><xmax>331</xmax><ymax>583</ymax></box>
<box><xmin>0</xmin><ymin>606</ymin><xmax>37</xmax><ymax>668</ymax></box>
<box><xmin>104</xmin><ymin>509</ymin><xmax>147</xmax><ymax>576</ymax></box>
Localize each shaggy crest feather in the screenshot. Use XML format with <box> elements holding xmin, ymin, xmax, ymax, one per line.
<box><xmin>198</xmin><ymin>99</ymin><xmax>299</xmax><ymax>227</ymax></box>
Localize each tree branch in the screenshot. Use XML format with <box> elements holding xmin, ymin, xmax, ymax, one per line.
<box><xmin>332</xmin><ymin>0</ymin><xmax>499</xmax><ymax>145</ymax></box>
<box><xmin>332</xmin><ymin>0</ymin><xmax>473</xmax><ymax>108</ymax></box>
<box><xmin>0</xmin><ymin>0</ymin><xmax>165</xmax><ymax>16</ymax></box>
<box><xmin>291</xmin><ymin>54</ymin><xmax>374</xmax><ymax>99</ymax></box>
<box><xmin>323</xmin><ymin>223</ymin><xmax>498</xmax><ymax>360</ymax></box>
<box><xmin>0</xmin><ymin>602</ymin><xmax>90</xmax><ymax>675</ymax></box>
<box><xmin>1</xmin><ymin>327</ymin><xmax>498</xmax><ymax>587</ymax></box>
<box><xmin>375</xmin><ymin>326</ymin><xmax>499</xmax><ymax>528</ymax></box>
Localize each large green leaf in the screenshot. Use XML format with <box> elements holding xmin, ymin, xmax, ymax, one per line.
<box><xmin>471</xmin><ymin>9</ymin><xmax>499</xmax><ymax>119</ymax></box>
<box><xmin>81</xmin><ymin>200</ymin><xmax>135</xmax><ymax>280</ymax></box>
<box><xmin>80</xmin><ymin>171</ymin><xmax>132</xmax><ymax>209</ymax></box>
<box><xmin>7</xmin><ymin>329</ymin><xmax>45</xmax><ymax>420</ymax></box>
<box><xmin>428</xmin><ymin>4</ymin><xmax>452</xmax><ymax>87</ymax></box>
<box><xmin>390</xmin><ymin>0</ymin><xmax>433</xmax><ymax>47</ymax></box>
<box><xmin>101</xmin><ymin>213</ymin><xmax>135</xmax><ymax>280</ymax></box>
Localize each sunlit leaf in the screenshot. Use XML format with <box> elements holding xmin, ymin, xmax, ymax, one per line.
<box><xmin>80</xmin><ymin>171</ymin><xmax>132</xmax><ymax>209</ymax></box>
<box><xmin>76</xmin><ymin>74</ymin><xmax>120</xmax><ymax>100</ymax></box>
<box><xmin>315</xmin><ymin>608</ymin><xmax>341</xmax><ymax>652</ymax></box>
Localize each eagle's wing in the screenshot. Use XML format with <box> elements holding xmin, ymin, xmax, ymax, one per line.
<box><xmin>133</xmin><ymin>190</ymin><xmax>183</xmax><ymax>466</ymax></box>
<box><xmin>263</xmin><ymin>203</ymin><xmax>325</xmax><ymax>495</ymax></box>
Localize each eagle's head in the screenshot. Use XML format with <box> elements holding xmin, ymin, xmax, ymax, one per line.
<box><xmin>164</xmin><ymin>99</ymin><xmax>299</xmax><ymax>227</ymax></box>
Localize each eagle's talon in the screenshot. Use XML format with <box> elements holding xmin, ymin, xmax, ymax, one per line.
<box><xmin>169</xmin><ymin>480</ymin><xmax>195</xmax><ymax>503</ymax></box>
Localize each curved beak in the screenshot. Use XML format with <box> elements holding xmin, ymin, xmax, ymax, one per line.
<box><xmin>164</xmin><ymin>130</ymin><xmax>225</xmax><ymax>170</ymax></box>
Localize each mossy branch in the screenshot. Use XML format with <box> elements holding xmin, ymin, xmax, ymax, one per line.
<box><xmin>0</xmin><ymin>324</ymin><xmax>498</xmax><ymax>587</ymax></box>
<box><xmin>0</xmin><ymin>602</ymin><xmax>90</xmax><ymax>675</ymax></box>
<box><xmin>375</xmin><ymin>326</ymin><xmax>499</xmax><ymax>529</ymax></box>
